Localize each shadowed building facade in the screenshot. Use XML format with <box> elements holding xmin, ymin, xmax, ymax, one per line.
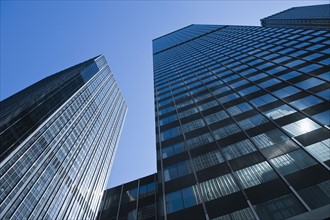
<box><xmin>261</xmin><ymin>4</ymin><xmax>330</xmax><ymax>30</ymax></box>
<box><xmin>153</xmin><ymin>24</ymin><xmax>330</xmax><ymax>220</ymax></box>
<box><xmin>0</xmin><ymin>55</ymin><xmax>127</xmax><ymax>219</ymax></box>
<box><xmin>98</xmin><ymin>174</ymin><xmax>157</xmax><ymax>220</ymax></box>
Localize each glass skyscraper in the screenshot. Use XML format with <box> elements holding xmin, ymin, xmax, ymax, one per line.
<box><xmin>261</xmin><ymin>4</ymin><xmax>330</xmax><ymax>30</ymax></box>
<box><xmin>153</xmin><ymin>25</ymin><xmax>329</xmax><ymax>219</ymax></box>
<box><xmin>98</xmin><ymin>174</ymin><xmax>157</xmax><ymax>220</ymax></box>
<box><xmin>0</xmin><ymin>55</ymin><xmax>127</xmax><ymax>219</ymax></box>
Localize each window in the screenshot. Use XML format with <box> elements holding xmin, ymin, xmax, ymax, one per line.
<box><xmin>278</xmin><ymin>71</ymin><xmax>301</xmax><ymax>80</ymax></box>
<box><xmin>312</xmin><ymin>110</ymin><xmax>330</xmax><ymax>125</ymax></box>
<box><xmin>272</xmin><ymin>86</ymin><xmax>301</xmax><ymax>98</ymax></box>
<box><xmin>166</xmin><ymin>186</ymin><xmax>199</xmax><ymax>213</ymax></box>
<box><xmin>160</xmin><ymin>127</ymin><xmax>181</xmax><ymax>141</ymax></box>
<box><xmin>192</xmin><ymin>150</ymin><xmax>224</xmax><ymax>171</ymax></box>
<box><xmin>181</xmin><ymin>119</ymin><xmax>205</xmax><ymax>133</ymax></box>
<box><xmin>199</xmin><ymin>173</ymin><xmax>239</xmax><ymax>201</ymax></box>
<box><xmin>263</xmin><ymin>104</ymin><xmax>296</xmax><ymax>120</ymax></box>
<box><xmin>186</xmin><ymin>133</ymin><xmax>214</xmax><ymax>150</ymax></box>
<box><xmin>212</xmin><ymin>207</ymin><xmax>256</xmax><ymax>220</ymax></box>
<box><xmin>235</xmin><ymin>161</ymin><xmax>278</xmax><ymax>189</ymax></box>
<box><xmin>290</xmin><ymin>95</ymin><xmax>323</xmax><ymax>110</ymax></box>
<box><xmin>299</xmin><ymin>64</ymin><xmax>322</xmax><ymax>73</ymax></box>
<box><xmin>204</xmin><ymin>110</ymin><xmax>229</xmax><ymax>125</ymax></box>
<box><xmin>163</xmin><ymin>160</ymin><xmax>192</xmax><ymax>181</ymax></box>
<box><xmin>305</xmin><ymin>139</ymin><xmax>330</xmax><ymax>162</ymax></box>
<box><xmin>270</xmin><ymin>149</ymin><xmax>317</xmax><ymax>176</ymax></box>
<box><xmin>254</xmin><ymin>194</ymin><xmax>305</xmax><ymax>220</ymax></box>
<box><xmin>213</xmin><ymin>123</ymin><xmax>241</xmax><ymax>140</ymax></box>
<box><xmin>238</xmin><ymin>114</ymin><xmax>269</xmax><ymax>130</ymax></box>
<box><xmin>258</xmin><ymin>78</ymin><xmax>281</xmax><ymax>88</ymax></box>
<box><xmin>282</xmin><ymin>118</ymin><xmax>321</xmax><ymax>137</ymax></box>
<box><xmin>161</xmin><ymin>142</ymin><xmax>185</xmax><ymax>159</ymax></box>
<box><xmin>139</xmin><ymin>182</ymin><xmax>156</xmax><ymax>198</ymax></box>
<box><xmin>227</xmin><ymin>102</ymin><xmax>253</xmax><ymax>116</ymax></box>
<box><xmin>238</xmin><ymin>85</ymin><xmax>260</xmax><ymax>96</ymax></box>
<box><xmin>160</xmin><ymin>114</ymin><xmax>177</xmax><ymax>126</ymax></box>
<box><xmin>298</xmin><ymin>180</ymin><xmax>330</xmax><ymax>209</ymax></box>
<box><xmin>250</xmin><ymin>94</ymin><xmax>277</xmax><ymax>107</ymax></box>
<box><xmin>295</xmin><ymin>77</ymin><xmax>325</xmax><ymax>90</ymax></box>
<box><xmin>223</xmin><ymin>139</ymin><xmax>257</xmax><ymax>160</ymax></box>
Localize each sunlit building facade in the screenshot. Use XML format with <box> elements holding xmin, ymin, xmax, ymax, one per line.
<box><xmin>261</xmin><ymin>4</ymin><xmax>330</xmax><ymax>30</ymax></box>
<box><xmin>0</xmin><ymin>55</ymin><xmax>127</xmax><ymax>219</ymax></box>
<box><xmin>153</xmin><ymin>25</ymin><xmax>330</xmax><ymax>220</ymax></box>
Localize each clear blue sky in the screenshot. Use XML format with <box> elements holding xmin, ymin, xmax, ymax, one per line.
<box><xmin>1</xmin><ymin>0</ymin><xmax>327</xmax><ymax>188</ymax></box>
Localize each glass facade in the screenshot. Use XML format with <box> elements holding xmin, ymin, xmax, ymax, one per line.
<box><xmin>153</xmin><ymin>24</ymin><xmax>330</xmax><ymax>220</ymax></box>
<box><xmin>97</xmin><ymin>174</ymin><xmax>157</xmax><ymax>220</ymax></box>
<box><xmin>261</xmin><ymin>4</ymin><xmax>330</xmax><ymax>30</ymax></box>
<box><xmin>0</xmin><ymin>55</ymin><xmax>127</xmax><ymax>219</ymax></box>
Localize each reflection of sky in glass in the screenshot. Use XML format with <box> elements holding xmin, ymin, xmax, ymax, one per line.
<box><xmin>282</xmin><ymin>118</ymin><xmax>321</xmax><ymax>136</ymax></box>
<box><xmin>305</xmin><ymin>139</ymin><xmax>330</xmax><ymax>162</ymax></box>
<box><xmin>290</xmin><ymin>95</ymin><xmax>323</xmax><ymax>110</ymax></box>
<box><xmin>264</xmin><ymin>105</ymin><xmax>296</xmax><ymax>120</ymax></box>
<box><xmin>312</xmin><ymin>110</ymin><xmax>330</xmax><ymax>125</ymax></box>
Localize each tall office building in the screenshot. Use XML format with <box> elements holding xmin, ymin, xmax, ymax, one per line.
<box><xmin>261</xmin><ymin>4</ymin><xmax>330</xmax><ymax>30</ymax></box>
<box><xmin>0</xmin><ymin>55</ymin><xmax>127</xmax><ymax>219</ymax></box>
<box><xmin>153</xmin><ymin>25</ymin><xmax>330</xmax><ymax>219</ymax></box>
<box><xmin>98</xmin><ymin>174</ymin><xmax>157</xmax><ymax>220</ymax></box>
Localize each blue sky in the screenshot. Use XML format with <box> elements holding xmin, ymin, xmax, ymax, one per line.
<box><xmin>1</xmin><ymin>0</ymin><xmax>328</xmax><ymax>188</ymax></box>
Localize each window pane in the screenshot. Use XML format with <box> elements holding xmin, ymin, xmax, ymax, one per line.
<box><xmin>282</xmin><ymin>118</ymin><xmax>321</xmax><ymax>136</ymax></box>
<box><xmin>236</xmin><ymin>161</ymin><xmax>278</xmax><ymax>189</ymax></box>
<box><xmin>254</xmin><ymin>194</ymin><xmax>305</xmax><ymax>220</ymax></box>
<box><xmin>199</xmin><ymin>173</ymin><xmax>239</xmax><ymax>201</ymax></box>
<box><xmin>270</xmin><ymin>149</ymin><xmax>317</xmax><ymax>176</ymax></box>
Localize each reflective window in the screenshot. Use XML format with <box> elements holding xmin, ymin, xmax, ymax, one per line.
<box><xmin>192</xmin><ymin>150</ymin><xmax>224</xmax><ymax>171</ymax></box>
<box><xmin>238</xmin><ymin>114</ymin><xmax>269</xmax><ymax>130</ymax></box>
<box><xmin>250</xmin><ymin>94</ymin><xmax>277</xmax><ymax>107</ymax></box>
<box><xmin>211</xmin><ymin>207</ymin><xmax>256</xmax><ymax>220</ymax></box>
<box><xmin>213</xmin><ymin>123</ymin><xmax>241</xmax><ymax>140</ymax></box>
<box><xmin>235</xmin><ymin>161</ymin><xmax>278</xmax><ymax>189</ymax></box>
<box><xmin>227</xmin><ymin>102</ymin><xmax>253</xmax><ymax>116</ymax></box>
<box><xmin>272</xmin><ymin>86</ymin><xmax>301</xmax><ymax>98</ymax></box>
<box><xmin>254</xmin><ymin>194</ymin><xmax>305</xmax><ymax>220</ymax></box>
<box><xmin>186</xmin><ymin>133</ymin><xmax>214</xmax><ymax>150</ymax></box>
<box><xmin>199</xmin><ymin>173</ymin><xmax>239</xmax><ymax>201</ymax></box>
<box><xmin>161</xmin><ymin>142</ymin><xmax>185</xmax><ymax>159</ymax></box>
<box><xmin>238</xmin><ymin>85</ymin><xmax>260</xmax><ymax>96</ymax></box>
<box><xmin>317</xmin><ymin>88</ymin><xmax>330</xmax><ymax>100</ymax></box>
<box><xmin>305</xmin><ymin>139</ymin><xmax>330</xmax><ymax>162</ymax></box>
<box><xmin>282</xmin><ymin>118</ymin><xmax>321</xmax><ymax>136</ymax></box>
<box><xmin>295</xmin><ymin>77</ymin><xmax>325</xmax><ymax>90</ymax></box>
<box><xmin>270</xmin><ymin>149</ymin><xmax>317</xmax><ymax>176</ymax></box>
<box><xmin>139</xmin><ymin>182</ymin><xmax>156</xmax><ymax>198</ymax></box>
<box><xmin>160</xmin><ymin>114</ymin><xmax>177</xmax><ymax>126</ymax></box>
<box><xmin>160</xmin><ymin>126</ymin><xmax>181</xmax><ymax>141</ymax></box>
<box><xmin>223</xmin><ymin>139</ymin><xmax>257</xmax><ymax>160</ymax></box>
<box><xmin>312</xmin><ymin>110</ymin><xmax>330</xmax><ymax>125</ymax></box>
<box><xmin>263</xmin><ymin>104</ymin><xmax>296</xmax><ymax>120</ymax></box>
<box><xmin>278</xmin><ymin>71</ymin><xmax>301</xmax><ymax>80</ymax></box>
<box><xmin>289</xmin><ymin>95</ymin><xmax>323</xmax><ymax>110</ymax></box>
<box><xmin>164</xmin><ymin>160</ymin><xmax>192</xmax><ymax>181</ymax></box>
<box><xmin>166</xmin><ymin>186</ymin><xmax>199</xmax><ymax>213</ymax></box>
<box><xmin>204</xmin><ymin>110</ymin><xmax>229</xmax><ymax>125</ymax></box>
<box><xmin>298</xmin><ymin>180</ymin><xmax>330</xmax><ymax>209</ymax></box>
<box><xmin>182</xmin><ymin>119</ymin><xmax>205</xmax><ymax>133</ymax></box>
<box><xmin>258</xmin><ymin>78</ymin><xmax>281</xmax><ymax>88</ymax></box>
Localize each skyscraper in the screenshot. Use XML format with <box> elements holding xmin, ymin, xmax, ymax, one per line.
<box><xmin>153</xmin><ymin>25</ymin><xmax>330</xmax><ymax>219</ymax></box>
<box><xmin>261</xmin><ymin>4</ymin><xmax>330</xmax><ymax>30</ymax></box>
<box><xmin>0</xmin><ymin>55</ymin><xmax>127</xmax><ymax>219</ymax></box>
<box><xmin>98</xmin><ymin>174</ymin><xmax>157</xmax><ymax>220</ymax></box>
